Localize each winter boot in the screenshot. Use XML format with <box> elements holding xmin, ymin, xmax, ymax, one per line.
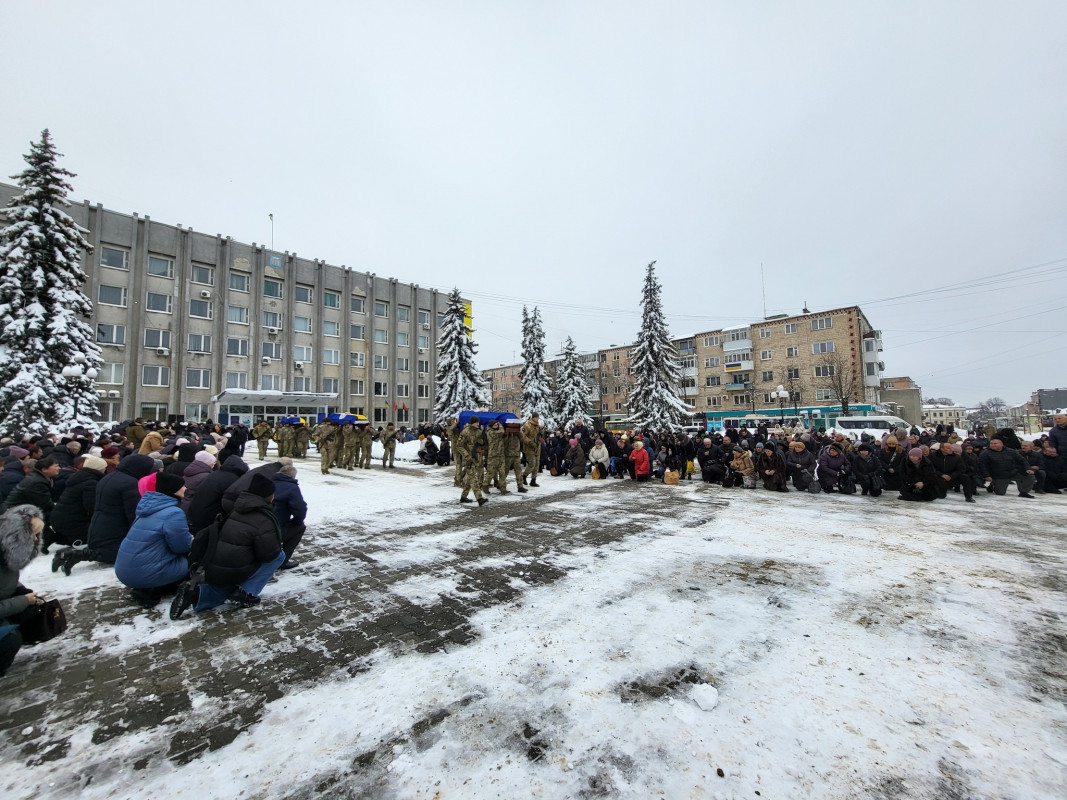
<box><xmin>228</xmin><ymin>588</ymin><xmax>262</xmax><ymax>608</ymax></box>
<box><xmin>529</xmin><ymin>479</ymin><xmax>539</xmax><ymax>487</ymax></box>
<box><xmin>460</xmin><ymin>496</ymin><xmax>474</xmax><ymax>503</ymax></box>
<box><xmin>477</xmin><ymin>497</ymin><xmax>489</xmax><ymax>506</ymax></box>
<box><xmin>169</xmin><ymin>582</ymin><xmax>200</xmax><ymax>619</ymax></box>
<box><xmin>518</xmin><ymin>486</ymin><xmax>528</xmax><ymax>493</ymax></box>
<box><xmin>52</xmin><ymin>548</ymin><xmax>89</xmax><ymax>577</ymax></box>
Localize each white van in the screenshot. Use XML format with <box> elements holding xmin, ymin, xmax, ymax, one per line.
<box><xmin>830</xmin><ymin>415</ymin><xmax>911</xmax><ymax>441</ymax></box>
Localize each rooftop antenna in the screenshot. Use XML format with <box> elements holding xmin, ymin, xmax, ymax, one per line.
<box><xmin>803</xmin><ymin>300</ymin><xmax>810</xmax><ymax>314</ymax></box>
<box><xmin>761</xmin><ymin>263</ymin><xmax>767</xmax><ymax>318</ymax></box>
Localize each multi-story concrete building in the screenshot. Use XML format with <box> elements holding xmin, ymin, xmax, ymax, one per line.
<box><xmin>485</xmin><ymin>306</ymin><xmax>899</xmax><ymax>429</ymax></box>
<box><xmin>0</xmin><ymin>182</ymin><xmax>454</xmax><ymax>427</ymax></box>
<box><xmin>921</xmin><ymin>404</ymin><xmax>968</xmax><ymax>428</ymax></box>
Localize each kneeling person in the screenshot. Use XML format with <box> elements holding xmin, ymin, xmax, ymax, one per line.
<box><xmin>115</xmin><ymin>473</ymin><xmax>193</xmax><ymax>607</ymax></box>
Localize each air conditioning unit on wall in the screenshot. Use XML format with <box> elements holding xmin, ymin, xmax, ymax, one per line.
<box><xmin>268</xmin><ymin>327</ymin><xmax>280</xmax><ymax>336</ymax></box>
<box><xmin>156</xmin><ymin>347</ymin><xmax>169</xmax><ymax>356</ymax></box>
<box><xmin>199</xmin><ymin>290</ymin><xmax>211</xmax><ymax>299</ymax></box>
<box><xmin>293</xmin><ymin>361</ymin><xmax>304</xmax><ymax>371</ymax></box>
<box><xmin>261</xmin><ymin>356</ymin><xmax>271</xmax><ymax>365</ymax></box>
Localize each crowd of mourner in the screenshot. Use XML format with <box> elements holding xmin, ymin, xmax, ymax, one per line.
<box><xmin>1</xmin><ymin>410</ymin><xmax>1065</xmax><ymax>678</ymax></box>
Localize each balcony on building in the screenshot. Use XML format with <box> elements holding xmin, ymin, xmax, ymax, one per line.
<box><xmin>724</xmin><ymin>361</ymin><xmax>754</xmax><ymax>373</ymax></box>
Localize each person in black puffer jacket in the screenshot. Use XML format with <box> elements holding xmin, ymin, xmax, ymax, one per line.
<box><xmin>169</xmin><ymin>473</ymin><xmax>284</xmax><ymax>618</ymax></box>
<box><xmin>187</xmin><ymin>456</ymin><xmax>249</xmax><ymax>533</ymax></box>
<box><xmin>850</xmin><ymin>444</ymin><xmax>885</xmax><ymax>497</ymax></box>
<box><xmin>1</xmin><ymin>458</ymin><xmax>61</xmax><ymax>525</ymax></box>
<box><xmin>0</xmin><ymin>452</ymin><xmax>28</xmax><ymax>503</ymax></box>
<box><xmin>163</xmin><ymin>442</ymin><xmax>201</xmax><ymax>478</ymax></box>
<box><xmin>52</xmin><ymin>454</ymin><xmax>156</xmax><ymax>574</ymax></box>
<box><xmin>899</xmin><ymin>448</ymin><xmax>941</xmax><ymax>501</ymax></box>
<box><xmin>48</xmin><ymin>456</ymin><xmax>108</xmax><ymax>549</ymax></box>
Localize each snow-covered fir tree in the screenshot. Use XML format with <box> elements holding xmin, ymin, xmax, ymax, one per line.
<box><xmin>553</xmin><ymin>336</ymin><xmax>593</xmax><ymax>429</ymax></box>
<box><xmin>433</xmin><ymin>288</ymin><xmax>491</xmax><ymax>422</ymax></box>
<box><xmin>0</xmin><ymin>130</ymin><xmax>100</xmax><ymax>436</ymax></box>
<box><xmin>627</xmin><ymin>260</ymin><xmax>691</xmax><ymax>430</ymax></box>
<box><xmin>518</xmin><ymin>305</ymin><xmax>554</xmax><ymax>426</ymax></box>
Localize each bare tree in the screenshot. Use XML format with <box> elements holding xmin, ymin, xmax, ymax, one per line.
<box><xmin>784</xmin><ymin>371</ymin><xmax>803</xmax><ymax>416</ymax></box>
<box><xmin>984</xmin><ymin>396</ymin><xmax>1007</xmax><ymax>415</ymax></box>
<box><xmin>817</xmin><ymin>350</ymin><xmax>861</xmax><ymax>416</ymax></box>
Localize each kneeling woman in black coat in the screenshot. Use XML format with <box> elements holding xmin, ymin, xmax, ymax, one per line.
<box><xmin>1</xmin><ymin>506</ymin><xmax>59</xmax><ymax>676</ymax></box>
<box><xmin>170</xmin><ymin>473</ymin><xmax>285</xmax><ymax>619</ymax></box>
<box><xmin>899</xmin><ymin>448</ymin><xmax>941</xmax><ymax>502</ymax></box>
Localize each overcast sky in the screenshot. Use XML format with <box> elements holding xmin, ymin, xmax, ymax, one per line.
<box><xmin>3</xmin><ymin>1</ymin><xmax>1065</xmax><ymax>407</ymax></box>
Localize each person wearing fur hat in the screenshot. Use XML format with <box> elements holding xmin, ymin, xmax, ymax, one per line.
<box><xmin>170</xmin><ymin>472</ymin><xmax>285</xmax><ymax>618</ymax></box>
<box><xmin>0</xmin><ymin>505</ymin><xmax>54</xmax><ymax>676</ymax></box>
<box><xmin>115</xmin><ymin>473</ymin><xmax>193</xmax><ymax>607</ymax></box>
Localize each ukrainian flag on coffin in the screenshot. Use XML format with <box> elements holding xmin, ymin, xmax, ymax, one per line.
<box><xmin>724</xmin><ymin>363</ymin><xmax>742</xmax><ymax>372</ymax></box>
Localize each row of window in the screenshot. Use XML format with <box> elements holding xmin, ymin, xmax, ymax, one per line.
<box><xmin>102</xmin><ymin>402</ymin><xmax>430</xmax><ymax>427</ymax></box>
<box><xmin>98</xmin><ymin>322</ymin><xmax>431</xmax><ymax>351</ymax></box>
<box><xmin>133</xmin><ymin>365</ymin><xmax>432</xmax><ymax>397</ymax></box>
<box><xmin>696</xmin><ymin>319</ymin><xmax>834</xmax><ymax>349</ymax></box>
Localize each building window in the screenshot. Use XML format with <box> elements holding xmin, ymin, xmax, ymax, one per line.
<box><xmin>144</xmin><ymin>329</ymin><xmax>171</xmax><ymax>350</ymax></box>
<box><xmin>704</xmin><ymin>357</ymin><xmax>720</xmax><ymax>368</ymax></box>
<box><xmin>725</xmin><ymin>351</ymin><xmax>751</xmax><ymax>365</ymax></box>
<box><xmin>396</xmin><ymin>357</ymin><xmax>409</xmax><ymax>371</ymax></box>
<box><xmin>374</xmin><ymin>381</ymin><xmax>389</xmax><ymax>396</ymax></box>
<box><xmin>263</xmin><ymin>278</ymin><xmax>283</xmax><ymax>298</ymax></box>
<box><xmin>350</xmin><ymin>352</ymin><xmax>365</xmax><ymax>368</ymax></box>
<box><xmin>186</xmin><ymin>368</ymin><xmax>211</xmax><ymax>389</ymax></box>
<box><xmin>262</xmin><ymin>341</ymin><xmax>282</xmax><ymax>360</ymax></box>
<box><xmin>762</xmin><ymin>371</ymin><xmax>774</xmax><ymax>382</ymax></box>
<box><xmin>322</xmin><ymin>377</ymin><xmax>338</xmax><ymax>393</ymax></box>
<box><xmin>350</xmin><ymin>379</ymin><xmax>365</xmax><ymax>395</ymax></box>
<box><xmin>186</xmin><ymin>333</ymin><xmax>211</xmax><ymax>353</ymax></box>
<box><xmin>703</xmin><ymin>335</ymin><xmax>720</xmax><ymax>347</ymax></box>
<box><xmin>227</xmin><ymin>337</ymin><xmax>249</xmax><ymax>357</ymax></box>
<box><xmin>417</xmin><ymin>359</ymin><xmax>429</xmax><ymax>374</ymax></box>
<box><xmin>396</xmin><ymin>383</ymin><xmax>410</xmax><ymax>397</ymax></box>
<box><xmin>292</xmin><ymin>376</ymin><xmax>310</xmax><ymax>392</ymax></box>
<box><xmin>417</xmin><ymin>335</ymin><xmax>428</xmax><ymax>349</ymax></box>
<box><xmin>733</xmin><ymin>394</ymin><xmax>751</xmax><ymax>406</ymax></box>
<box><xmin>759</xmin><ymin>327</ymin><xmax>771</xmax><ymax>339</ymax></box>
<box><xmin>324</xmin><ymin>290</ymin><xmax>340</xmax><ymax>309</ymax></box>
<box><xmin>295</xmin><ymin>285</ymin><xmax>313</xmax><ymax>304</ymax></box>
<box><xmin>147</xmin><ymin>255</ymin><xmax>174</xmax><ymax>278</ymax></box>
<box><xmin>761</xmin><ymin>350</ymin><xmax>772</xmax><ymax>360</ymax></box>
<box><xmin>189</xmin><ymin>299</ymin><xmax>212</xmax><ymax>319</ymax></box>
<box><xmin>294</xmin><ymin>345</ymin><xmax>312</xmax><ymax>362</ymax></box>
<box><xmin>323</xmin><ymin>349</ymin><xmax>340</xmax><ymax>365</ymax></box>
<box><xmin>97</xmin><ymin>363</ymin><xmax>124</xmax><ymax>384</ymax></box>
<box><xmin>705</xmin><ymin>376</ymin><xmax>721</xmax><ymax>387</ymax></box>
<box><xmin>294</xmin><ymin>316</ymin><xmax>312</xmax><ymax>333</ymax></box>
<box><xmin>397</xmin><ymin>332</ymin><xmax>410</xmax><ymax>347</ymax></box>
<box><xmin>864</xmin><ymin>339</ymin><xmax>877</xmax><ymax>353</ymax></box>
<box><xmin>262</xmin><ymin>311</ymin><xmax>281</xmax><ymax>329</ymax></box>
<box><xmin>350</xmin><ymin>324</ymin><xmax>365</xmax><ymax>340</ymax></box>
<box><xmin>784</xmin><ymin>322</ymin><xmax>797</xmax><ymax>335</ymax></box>
<box><xmin>865</xmin><ymin>361</ymin><xmax>878</xmax><ymax>376</ymax></box>
<box><xmin>374</xmin><ymin>355</ymin><xmax>388</xmax><ymax>370</ymax></box>
<box><xmin>814</xmin><ymin>365</ymin><xmax>836</xmax><ymax>378</ymax></box>
<box><xmin>374</xmin><ymin>301</ymin><xmax>389</xmax><ymax>317</ymax></box>
<box><xmin>705</xmin><ymin>396</ymin><xmax>721</xmax><ymax>407</ymax></box>
<box><xmin>397</xmin><ymin>305</ymin><xmax>410</xmax><ymax>322</ymax></box>
<box><xmin>787</xmin><ymin>368</ymin><xmax>800</xmax><ymax>379</ymax></box>
<box><xmin>417</xmin><ymin>383</ymin><xmax>429</xmax><ymax>398</ymax></box>
<box><xmin>225</xmin><ymin>371</ymin><xmax>248</xmax><ymax>389</ymax></box>
<box><xmin>727</xmin><ymin>329</ymin><xmax>749</xmax><ymax>342</ymax></box>
<box><xmin>323</xmin><ymin>320</ymin><xmax>340</xmax><ymax>337</ymax></box>
<box><xmin>418</xmin><ymin>408</ymin><xmax>430</xmax><ymax>423</ymax></box>
<box><xmin>261</xmin><ymin>374</ymin><xmax>283</xmax><ymax>391</ymax></box>
<box><xmin>680</xmin><ymin>356</ymin><xmax>695</xmax><ymax>369</ymax></box>
<box><xmin>99</xmin><ymin>285</ymin><xmax>127</xmax><ymax>307</ymax></box>
<box><xmin>100</xmin><ymin>245</ymin><xmax>129</xmax><ymax>270</ymax></box>
<box><xmin>350</xmin><ymin>296</ymin><xmax>365</xmax><ymax>313</ymax></box>
<box><xmin>811</xmin><ymin>317</ymin><xmax>832</xmax><ymax>331</ymax></box>
<box><xmin>146</xmin><ymin>292</ymin><xmax>173</xmax><ymax>313</ymax></box>
<box><xmin>96</xmin><ymin>322</ymin><xmax>124</xmax><ymax>345</ymax></box>
<box><xmin>374</xmin><ymin>328</ymin><xmax>388</xmax><ymax>344</ymax></box>
<box><xmin>812</xmin><ymin>341</ymin><xmax>835</xmax><ymax>354</ymax></box>
<box><xmin>228</xmin><ymin>305</ymin><xmax>249</xmax><ymax>324</ymax></box>
<box><xmin>815</xmin><ymin>388</ymin><xmax>835</xmax><ymax>401</ymax></box>
<box><xmin>790</xmin><ymin>391</ymin><xmax>802</xmax><ymax>402</ymax></box>
<box><xmin>185</xmin><ymin>403</ymin><xmax>209</xmax><ymax>421</ymax></box>
<box><xmin>417</xmin><ymin>308</ymin><xmax>430</xmax><ymax>325</ymax></box>
<box><xmin>229</xmin><ymin>272</ymin><xmax>250</xmax><ymax>292</ymax></box>
<box><xmin>142</xmin><ymin>365</ymin><xmax>170</xmax><ymax>386</ymax></box>
<box><xmin>374</xmin><ymin>407</ymin><xmax>389</xmax><ymax>423</ymax></box>
<box><xmin>191</xmin><ymin>264</ymin><xmax>214</xmax><ymax>285</ymax></box>
<box><xmin>787</xmin><ymin>346</ymin><xmax>799</xmax><ymax>358</ymax></box>
<box><xmin>140</xmin><ymin>403</ymin><xmax>168</xmax><ymax>421</ymax></box>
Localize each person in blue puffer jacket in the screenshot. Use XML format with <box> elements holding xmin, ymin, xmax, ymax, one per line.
<box><xmin>115</xmin><ymin>473</ymin><xmax>192</xmax><ymax>607</ymax></box>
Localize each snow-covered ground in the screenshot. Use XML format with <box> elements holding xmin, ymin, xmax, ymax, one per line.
<box><xmin>5</xmin><ymin>439</ymin><xmax>1067</xmax><ymax>799</ymax></box>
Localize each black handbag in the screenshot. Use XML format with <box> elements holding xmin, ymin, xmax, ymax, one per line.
<box><xmin>19</xmin><ymin>599</ymin><xmax>67</xmax><ymax>644</ymax></box>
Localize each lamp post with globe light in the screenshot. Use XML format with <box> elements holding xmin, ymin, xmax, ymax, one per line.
<box><xmin>61</xmin><ymin>354</ymin><xmax>98</xmax><ymax>423</ymax></box>
<box><xmin>771</xmin><ymin>384</ymin><xmax>790</xmax><ymax>425</ymax></box>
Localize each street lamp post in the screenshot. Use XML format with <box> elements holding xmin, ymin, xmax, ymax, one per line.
<box><xmin>771</xmin><ymin>384</ymin><xmax>790</xmax><ymax>425</ymax></box>
<box><xmin>61</xmin><ymin>353</ymin><xmax>98</xmax><ymax>422</ymax></box>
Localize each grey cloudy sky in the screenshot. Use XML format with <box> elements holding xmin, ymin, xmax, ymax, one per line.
<box><xmin>3</xmin><ymin>1</ymin><xmax>1065</xmax><ymax>407</ymax></box>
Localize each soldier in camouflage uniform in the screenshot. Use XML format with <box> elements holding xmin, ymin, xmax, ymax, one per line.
<box><xmin>504</xmin><ymin>421</ymin><xmax>527</xmax><ymax>493</ymax></box>
<box><xmin>447</xmin><ymin>417</ymin><xmax>465</xmax><ymax>487</ymax></box>
<box><xmin>277</xmin><ymin>422</ymin><xmax>295</xmax><ymax>459</ymax></box>
<box><xmin>294</xmin><ymin>422</ymin><xmax>311</xmax><ymax>459</ymax></box>
<box><xmin>457</xmin><ymin>415</ymin><xmax>488</xmax><ymax>506</ymax></box>
<box><xmin>341</xmin><ymin>422</ymin><xmax>358</xmax><ymax>470</ymax></box>
<box><xmin>251</xmin><ymin>419</ymin><xmax>274</xmax><ymax>461</ymax></box>
<box><xmin>380</xmin><ymin>422</ymin><xmax>398</xmax><ymax>469</ymax></box>
<box><xmin>484</xmin><ymin>419</ymin><xmax>508</xmax><ymax>494</ymax></box>
<box><xmin>520</xmin><ymin>413</ymin><xmax>542</xmax><ymax>487</ymax></box>
<box><xmin>357</xmin><ymin>422</ymin><xmax>373</xmax><ymax>468</ymax></box>
<box><xmin>319</xmin><ymin>421</ymin><xmax>340</xmax><ymax>474</ymax></box>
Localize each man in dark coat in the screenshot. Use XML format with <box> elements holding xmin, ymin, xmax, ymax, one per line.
<box><xmin>170</xmin><ymin>472</ymin><xmax>285</xmax><ymax>618</ymax></box>
<box><xmin>899</xmin><ymin>448</ymin><xmax>941</xmax><ymax>501</ymax></box>
<box><xmin>187</xmin><ymin>455</ymin><xmax>249</xmax><ymax>533</ymax></box>
<box><xmin>52</xmin><ymin>454</ymin><xmax>156</xmax><ymax>573</ymax></box>
<box><xmin>1</xmin><ymin>457</ymin><xmax>61</xmax><ymax>525</ymax></box>
<box><xmin>0</xmin><ymin>449</ymin><xmax>29</xmax><ymax>502</ymax></box>
<box><xmin>230</xmin><ymin>423</ymin><xmax>249</xmax><ymax>457</ymax></box>
<box><xmin>979</xmin><ymin>437</ymin><xmax>1036</xmax><ymax>497</ymax></box>
<box><xmin>271</xmin><ymin>463</ymin><xmax>307</xmax><ymax>568</ymax></box>
<box><xmin>163</xmin><ymin>442</ymin><xmax>201</xmax><ymax>478</ymax></box>
<box><xmin>49</xmin><ymin>455</ymin><xmax>107</xmax><ymax>548</ymax></box>
<box><xmin>928</xmin><ymin>443</ymin><xmax>972</xmax><ymax>501</ymax></box>
<box><xmin>696</xmin><ymin>438</ymin><xmax>727</xmax><ymax>484</ymax></box>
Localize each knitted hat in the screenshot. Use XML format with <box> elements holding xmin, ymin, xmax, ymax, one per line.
<box><xmin>857</xmin><ymin>444</ymin><xmax>871</xmax><ymax>453</ymax></box>
<box><xmin>155</xmin><ymin>472</ymin><xmax>185</xmax><ymax>498</ymax></box>
<box><xmin>8</xmin><ymin>446</ymin><xmax>28</xmax><ymax>459</ymax></box>
<box><xmin>194</xmin><ymin>450</ymin><xmax>217</xmax><ymax>466</ymax></box>
<box><xmin>951</xmin><ymin>443</ymin><xmax>963</xmax><ymax>454</ymax></box>
<box><xmin>908</xmin><ymin>447</ymin><xmax>923</xmax><ymax>458</ymax></box>
<box><xmin>81</xmin><ymin>455</ymin><xmax>108</xmax><ymax>473</ymax></box>
<box><xmin>204</xmin><ymin>445</ymin><xmax>219</xmax><ymax>456</ymax></box>
<box><xmin>247</xmin><ymin>472</ymin><xmax>275</xmax><ymax>498</ymax></box>
<box><xmin>101</xmin><ymin>446</ymin><xmax>120</xmax><ymax>459</ymax></box>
